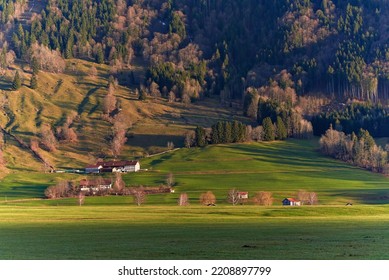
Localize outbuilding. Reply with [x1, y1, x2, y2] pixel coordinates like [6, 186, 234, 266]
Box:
[282, 198, 301, 206]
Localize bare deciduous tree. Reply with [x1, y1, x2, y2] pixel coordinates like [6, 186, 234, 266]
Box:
[113, 173, 125, 194]
[78, 192, 85, 206]
[227, 188, 241, 206]
[103, 85, 117, 115]
[166, 172, 175, 187]
[44, 181, 70, 199]
[168, 91, 175, 102]
[308, 192, 318, 205]
[297, 190, 309, 205]
[253, 191, 273, 206]
[30, 43, 65, 73]
[178, 193, 189, 206]
[40, 124, 58, 152]
[200, 191, 216, 205]
[133, 188, 146, 206]
[57, 113, 78, 143]
[89, 66, 97, 78]
[182, 93, 191, 106]
[184, 131, 195, 148]
[112, 129, 127, 157]
[252, 126, 263, 142]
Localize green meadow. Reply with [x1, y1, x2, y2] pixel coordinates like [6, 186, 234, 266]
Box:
[1, 205, 389, 259]
[1, 139, 389, 259]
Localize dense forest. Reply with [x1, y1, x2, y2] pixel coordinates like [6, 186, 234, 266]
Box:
[2, 0, 389, 143]
[1, 0, 389, 101]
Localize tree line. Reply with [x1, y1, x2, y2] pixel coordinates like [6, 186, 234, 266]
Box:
[319, 125, 388, 173]
[311, 102, 389, 137]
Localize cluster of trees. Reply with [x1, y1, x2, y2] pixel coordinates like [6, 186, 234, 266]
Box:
[192, 120, 246, 147]
[198, 189, 318, 206]
[312, 102, 389, 137]
[0, 0, 26, 24]
[243, 73, 314, 140]
[320, 126, 388, 173]
[190, 116, 310, 148]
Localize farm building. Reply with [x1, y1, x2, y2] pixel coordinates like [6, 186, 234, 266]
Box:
[237, 192, 249, 199]
[79, 179, 113, 193]
[282, 198, 301, 206]
[85, 160, 140, 173]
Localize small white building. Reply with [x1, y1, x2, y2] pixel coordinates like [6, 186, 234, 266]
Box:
[97, 160, 140, 173]
[282, 198, 301, 206]
[79, 179, 112, 193]
[237, 192, 249, 199]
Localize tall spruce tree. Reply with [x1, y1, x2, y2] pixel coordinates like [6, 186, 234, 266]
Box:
[262, 117, 275, 141]
[195, 126, 207, 147]
[275, 116, 287, 140]
[12, 71, 21, 90]
[31, 57, 39, 75]
[30, 74, 38, 89]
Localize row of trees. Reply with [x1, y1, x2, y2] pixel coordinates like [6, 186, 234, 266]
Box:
[174, 189, 319, 206]
[319, 126, 388, 173]
[189, 116, 312, 148]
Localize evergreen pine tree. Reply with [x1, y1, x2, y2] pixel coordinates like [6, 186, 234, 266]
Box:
[30, 74, 38, 89]
[12, 71, 21, 90]
[224, 121, 232, 143]
[263, 117, 275, 141]
[139, 88, 147, 100]
[65, 40, 73, 59]
[232, 120, 243, 143]
[96, 47, 104, 64]
[211, 123, 219, 144]
[195, 126, 207, 147]
[276, 116, 287, 140]
[31, 57, 39, 75]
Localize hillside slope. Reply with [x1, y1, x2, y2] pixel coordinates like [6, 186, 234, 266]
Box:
[0, 58, 245, 174]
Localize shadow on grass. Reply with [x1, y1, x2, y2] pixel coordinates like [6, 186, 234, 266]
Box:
[78, 87, 100, 115]
[126, 134, 184, 149]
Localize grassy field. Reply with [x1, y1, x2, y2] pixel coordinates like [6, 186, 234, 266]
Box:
[125, 139, 389, 205]
[0, 140, 389, 259]
[2, 139, 389, 205]
[0, 204, 389, 259]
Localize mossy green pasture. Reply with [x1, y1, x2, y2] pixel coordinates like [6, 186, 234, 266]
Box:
[0, 205, 389, 259]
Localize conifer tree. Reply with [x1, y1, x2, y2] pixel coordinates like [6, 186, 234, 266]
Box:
[139, 88, 147, 101]
[262, 117, 275, 141]
[276, 116, 287, 140]
[195, 126, 207, 147]
[12, 71, 21, 90]
[31, 57, 39, 75]
[96, 47, 104, 64]
[30, 74, 38, 89]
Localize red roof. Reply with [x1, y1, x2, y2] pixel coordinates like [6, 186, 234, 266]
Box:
[96, 160, 139, 168]
[286, 198, 299, 202]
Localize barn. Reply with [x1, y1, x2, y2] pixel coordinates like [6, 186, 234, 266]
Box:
[282, 198, 301, 206]
[85, 160, 140, 173]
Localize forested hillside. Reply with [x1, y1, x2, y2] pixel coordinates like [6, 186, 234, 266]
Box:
[2, 0, 389, 101]
[1, 0, 389, 171]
